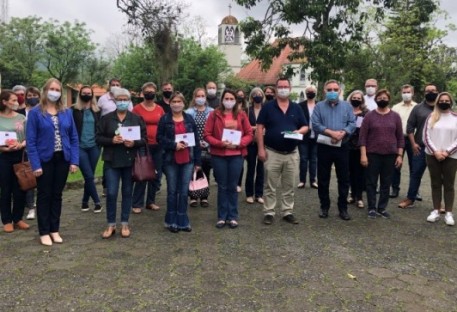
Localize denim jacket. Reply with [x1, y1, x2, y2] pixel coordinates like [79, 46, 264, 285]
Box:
[185, 105, 214, 119]
[157, 112, 202, 166]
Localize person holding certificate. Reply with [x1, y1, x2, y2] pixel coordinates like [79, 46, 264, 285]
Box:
[96, 88, 146, 239]
[26, 78, 79, 245]
[204, 89, 253, 229]
[0, 90, 29, 233]
[157, 92, 201, 233]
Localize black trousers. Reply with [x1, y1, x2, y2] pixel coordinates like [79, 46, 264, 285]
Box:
[36, 152, 70, 235]
[366, 153, 396, 211]
[0, 151, 26, 224]
[348, 148, 365, 201]
[317, 144, 350, 213]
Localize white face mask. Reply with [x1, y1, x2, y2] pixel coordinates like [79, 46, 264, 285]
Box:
[207, 88, 217, 96]
[402, 93, 412, 102]
[223, 100, 236, 110]
[365, 87, 376, 96]
[277, 88, 290, 98]
[195, 97, 206, 106]
[47, 90, 61, 102]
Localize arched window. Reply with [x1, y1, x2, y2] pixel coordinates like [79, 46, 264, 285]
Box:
[299, 91, 305, 102]
[300, 67, 307, 84]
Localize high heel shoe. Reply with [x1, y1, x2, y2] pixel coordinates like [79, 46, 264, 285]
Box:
[50, 232, 63, 243]
[40, 235, 52, 246]
[102, 226, 116, 239]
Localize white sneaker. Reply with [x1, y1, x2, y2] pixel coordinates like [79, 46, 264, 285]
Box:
[26, 208, 36, 220]
[246, 197, 254, 204]
[427, 210, 440, 223]
[445, 212, 455, 226]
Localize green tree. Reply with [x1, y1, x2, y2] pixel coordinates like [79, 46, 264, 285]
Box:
[79, 54, 112, 86]
[42, 21, 96, 85]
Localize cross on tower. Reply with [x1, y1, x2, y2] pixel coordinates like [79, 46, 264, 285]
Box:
[228, 3, 232, 15]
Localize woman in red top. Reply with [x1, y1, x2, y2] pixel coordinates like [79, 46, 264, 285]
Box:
[131, 82, 165, 213]
[204, 89, 253, 229]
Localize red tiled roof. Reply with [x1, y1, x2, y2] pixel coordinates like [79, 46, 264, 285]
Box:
[237, 44, 302, 85]
[67, 84, 107, 97]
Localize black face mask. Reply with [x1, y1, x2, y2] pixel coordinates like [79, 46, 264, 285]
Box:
[376, 100, 389, 108]
[306, 92, 316, 100]
[144, 92, 155, 101]
[26, 97, 39, 106]
[351, 99, 362, 107]
[80, 94, 93, 102]
[437, 102, 451, 111]
[253, 96, 263, 104]
[265, 94, 275, 101]
[425, 92, 438, 102]
[237, 96, 245, 103]
[163, 91, 173, 99]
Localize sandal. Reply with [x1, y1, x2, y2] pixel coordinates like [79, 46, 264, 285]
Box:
[215, 220, 226, 229]
[228, 220, 238, 229]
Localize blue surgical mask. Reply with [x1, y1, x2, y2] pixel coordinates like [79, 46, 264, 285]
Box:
[116, 101, 130, 111]
[326, 91, 339, 102]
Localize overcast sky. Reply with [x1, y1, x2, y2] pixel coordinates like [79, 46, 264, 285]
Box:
[8, 0, 457, 50]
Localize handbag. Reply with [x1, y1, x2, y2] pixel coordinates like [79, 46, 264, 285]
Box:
[13, 151, 37, 191]
[188, 169, 209, 199]
[132, 147, 156, 182]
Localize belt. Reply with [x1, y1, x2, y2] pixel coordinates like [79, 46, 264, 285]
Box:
[266, 147, 296, 155]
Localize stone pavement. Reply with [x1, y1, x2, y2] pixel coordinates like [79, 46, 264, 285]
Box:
[1, 166, 457, 312]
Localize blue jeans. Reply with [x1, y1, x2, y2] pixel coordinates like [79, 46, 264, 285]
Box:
[163, 162, 193, 230]
[391, 138, 413, 191]
[79, 146, 101, 205]
[132, 145, 163, 208]
[298, 138, 317, 183]
[105, 163, 133, 226]
[245, 144, 264, 198]
[212, 155, 244, 221]
[407, 146, 427, 201]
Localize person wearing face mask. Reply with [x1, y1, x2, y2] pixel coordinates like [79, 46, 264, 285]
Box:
[363, 78, 378, 111]
[297, 85, 319, 190]
[245, 87, 265, 204]
[26, 78, 79, 246]
[157, 92, 201, 232]
[97, 78, 132, 117]
[12, 85, 27, 110]
[311, 79, 356, 221]
[264, 86, 276, 103]
[0, 90, 29, 233]
[423, 92, 457, 226]
[185, 87, 214, 208]
[204, 89, 253, 229]
[156, 82, 174, 114]
[398, 83, 439, 209]
[390, 84, 418, 199]
[96, 88, 146, 239]
[346, 90, 369, 209]
[235, 89, 248, 193]
[257, 78, 308, 225]
[131, 82, 165, 214]
[359, 89, 404, 219]
[17, 86, 41, 220]
[206, 81, 220, 109]
[71, 86, 102, 214]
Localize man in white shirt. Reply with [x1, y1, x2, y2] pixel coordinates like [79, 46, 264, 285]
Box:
[97, 78, 133, 116]
[363, 79, 378, 111]
[390, 84, 417, 198]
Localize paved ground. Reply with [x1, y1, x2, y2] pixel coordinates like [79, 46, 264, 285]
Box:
[1, 163, 457, 312]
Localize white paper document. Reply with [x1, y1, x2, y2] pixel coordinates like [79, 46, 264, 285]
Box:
[175, 133, 196, 147]
[222, 129, 242, 145]
[356, 116, 364, 128]
[317, 134, 342, 147]
[0, 131, 18, 146]
[119, 126, 141, 141]
[283, 132, 303, 140]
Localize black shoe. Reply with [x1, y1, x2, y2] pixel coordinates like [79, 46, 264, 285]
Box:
[389, 188, 399, 198]
[81, 203, 89, 212]
[416, 193, 422, 201]
[200, 200, 209, 207]
[319, 210, 329, 218]
[167, 226, 179, 233]
[283, 214, 299, 224]
[263, 215, 274, 225]
[368, 209, 377, 219]
[180, 227, 192, 232]
[377, 209, 391, 219]
[94, 204, 102, 213]
[339, 211, 351, 221]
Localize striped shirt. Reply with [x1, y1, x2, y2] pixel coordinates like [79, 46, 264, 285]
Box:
[423, 112, 457, 159]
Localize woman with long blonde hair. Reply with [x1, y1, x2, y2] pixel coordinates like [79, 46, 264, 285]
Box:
[424, 92, 457, 226]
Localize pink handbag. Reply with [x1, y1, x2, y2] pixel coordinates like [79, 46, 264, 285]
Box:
[188, 170, 209, 198]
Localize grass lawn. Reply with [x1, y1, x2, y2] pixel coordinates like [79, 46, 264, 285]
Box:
[66, 160, 104, 183]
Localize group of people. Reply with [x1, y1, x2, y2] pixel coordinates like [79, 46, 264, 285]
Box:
[1, 76, 456, 246]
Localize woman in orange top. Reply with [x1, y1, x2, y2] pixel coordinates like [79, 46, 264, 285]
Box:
[131, 82, 165, 213]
